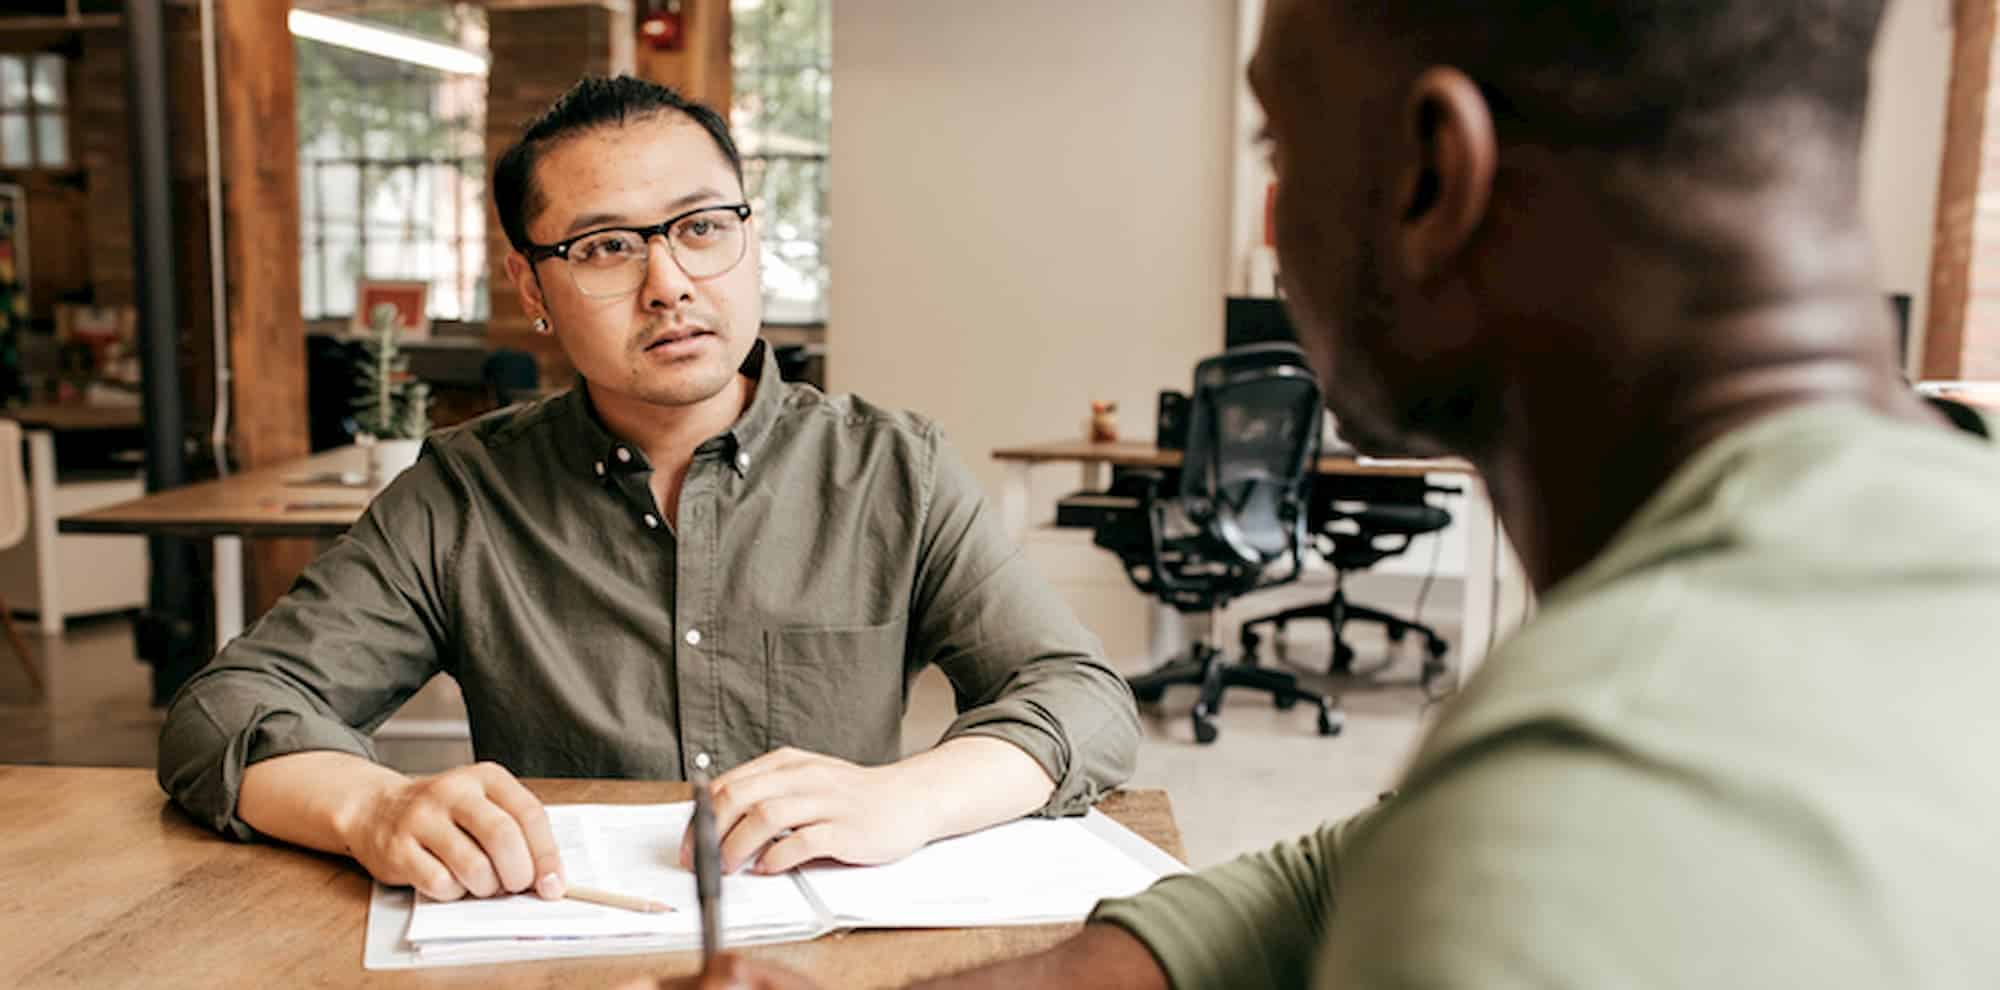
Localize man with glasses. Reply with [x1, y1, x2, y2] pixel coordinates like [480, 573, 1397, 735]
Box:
[157, 76, 1138, 907]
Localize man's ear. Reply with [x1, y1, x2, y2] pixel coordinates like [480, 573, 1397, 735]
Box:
[1392, 67, 1497, 285]
[504, 250, 547, 321]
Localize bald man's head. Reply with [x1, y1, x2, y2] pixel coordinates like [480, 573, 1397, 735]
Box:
[1248, 1, 1891, 457]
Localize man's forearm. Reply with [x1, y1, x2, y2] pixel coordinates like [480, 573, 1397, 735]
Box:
[237, 750, 407, 856]
[892, 736, 1056, 841]
[912, 923, 1170, 990]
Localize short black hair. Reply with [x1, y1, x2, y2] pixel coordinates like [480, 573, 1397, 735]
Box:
[1355, 1, 1887, 173]
[492, 75, 742, 252]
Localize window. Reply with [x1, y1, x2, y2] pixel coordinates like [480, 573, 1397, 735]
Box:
[733, 0, 830, 325]
[0, 54, 68, 170]
[295, 7, 487, 323]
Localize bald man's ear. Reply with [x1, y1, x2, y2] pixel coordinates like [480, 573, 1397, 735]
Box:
[1393, 67, 1497, 285]
[504, 250, 548, 323]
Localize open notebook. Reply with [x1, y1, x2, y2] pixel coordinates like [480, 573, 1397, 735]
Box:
[364, 801, 1186, 969]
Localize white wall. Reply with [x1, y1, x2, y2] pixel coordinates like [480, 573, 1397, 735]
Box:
[830, 0, 1237, 663]
[829, 0, 1236, 499]
[1863, 0, 1954, 373]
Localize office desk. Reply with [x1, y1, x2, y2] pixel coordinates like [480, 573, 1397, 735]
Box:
[4, 403, 148, 633]
[991, 439, 1503, 676]
[61, 443, 369, 542]
[62, 444, 370, 643]
[0, 765, 1184, 989]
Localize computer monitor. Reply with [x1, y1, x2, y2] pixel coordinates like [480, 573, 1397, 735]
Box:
[1225, 296, 1296, 349]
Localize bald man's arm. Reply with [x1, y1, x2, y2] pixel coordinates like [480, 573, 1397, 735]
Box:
[909, 924, 1167, 990]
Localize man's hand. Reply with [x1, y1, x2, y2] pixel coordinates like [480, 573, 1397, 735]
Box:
[335, 761, 567, 902]
[616, 953, 821, 990]
[679, 747, 938, 875]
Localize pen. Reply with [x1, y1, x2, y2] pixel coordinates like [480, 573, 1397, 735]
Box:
[691, 770, 723, 963]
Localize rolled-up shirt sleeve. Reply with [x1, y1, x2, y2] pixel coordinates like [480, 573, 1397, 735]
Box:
[907, 427, 1140, 816]
[1088, 806, 1379, 989]
[157, 447, 463, 840]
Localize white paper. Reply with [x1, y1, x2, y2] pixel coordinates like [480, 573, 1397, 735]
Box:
[800, 811, 1169, 928]
[404, 804, 820, 944]
[366, 802, 1182, 970]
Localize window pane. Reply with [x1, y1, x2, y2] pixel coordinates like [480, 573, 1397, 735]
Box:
[30, 55, 64, 108]
[0, 114, 29, 168]
[0, 58, 25, 110]
[35, 113, 66, 168]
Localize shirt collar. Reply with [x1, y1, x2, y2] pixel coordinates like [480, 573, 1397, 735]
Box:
[565, 338, 788, 481]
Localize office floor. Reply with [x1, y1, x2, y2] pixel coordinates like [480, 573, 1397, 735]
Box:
[0, 614, 1442, 868]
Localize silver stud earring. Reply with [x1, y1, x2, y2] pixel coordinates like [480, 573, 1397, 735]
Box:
[533, 317, 551, 334]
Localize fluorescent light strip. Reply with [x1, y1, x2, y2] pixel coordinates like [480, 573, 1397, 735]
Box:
[287, 9, 489, 76]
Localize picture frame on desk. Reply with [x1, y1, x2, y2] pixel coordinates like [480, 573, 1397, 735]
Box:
[351, 279, 431, 339]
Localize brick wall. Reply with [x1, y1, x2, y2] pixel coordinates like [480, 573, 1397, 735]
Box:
[484, 3, 631, 382]
[1927, 0, 2000, 379]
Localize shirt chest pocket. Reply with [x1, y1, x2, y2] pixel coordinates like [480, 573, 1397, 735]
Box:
[764, 621, 910, 766]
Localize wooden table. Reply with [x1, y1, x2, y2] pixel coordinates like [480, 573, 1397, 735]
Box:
[61, 443, 371, 542]
[60, 444, 372, 647]
[8, 402, 145, 433]
[0, 766, 1184, 989]
[992, 439, 1504, 677]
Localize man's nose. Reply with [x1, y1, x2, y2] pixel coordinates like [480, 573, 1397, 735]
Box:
[639, 234, 695, 307]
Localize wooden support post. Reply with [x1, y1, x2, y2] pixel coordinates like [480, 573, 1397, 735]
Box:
[218, 0, 314, 613]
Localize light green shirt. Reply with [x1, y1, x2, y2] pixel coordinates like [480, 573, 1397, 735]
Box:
[1094, 402, 2000, 988]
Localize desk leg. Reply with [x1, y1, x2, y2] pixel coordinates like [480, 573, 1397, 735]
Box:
[213, 536, 245, 646]
[1000, 462, 1032, 545]
[1459, 479, 1500, 683]
[27, 430, 62, 636]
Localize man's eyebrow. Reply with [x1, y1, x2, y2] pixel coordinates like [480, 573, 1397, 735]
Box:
[559, 186, 731, 238]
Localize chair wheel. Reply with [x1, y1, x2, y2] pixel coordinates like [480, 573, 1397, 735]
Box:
[1317, 706, 1343, 737]
[1274, 693, 1298, 710]
[1133, 684, 1165, 705]
[1426, 637, 1450, 659]
[1192, 712, 1219, 744]
[1386, 625, 1406, 643]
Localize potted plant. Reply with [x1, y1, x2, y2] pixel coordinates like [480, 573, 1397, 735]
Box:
[352, 302, 432, 484]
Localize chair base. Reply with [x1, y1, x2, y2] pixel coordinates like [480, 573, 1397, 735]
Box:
[1240, 583, 1451, 686]
[1127, 641, 1342, 745]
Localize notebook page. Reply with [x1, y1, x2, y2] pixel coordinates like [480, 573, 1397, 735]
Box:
[404, 803, 821, 943]
[798, 810, 1166, 928]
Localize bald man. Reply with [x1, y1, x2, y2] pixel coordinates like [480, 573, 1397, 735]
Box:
[655, 2, 2000, 987]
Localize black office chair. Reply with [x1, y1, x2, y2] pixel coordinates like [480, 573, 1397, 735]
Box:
[481, 349, 541, 408]
[1097, 343, 1341, 744]
[1239, 475, 1458, 685]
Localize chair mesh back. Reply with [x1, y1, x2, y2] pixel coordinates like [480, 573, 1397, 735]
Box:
[1180, 343, 1322, 562]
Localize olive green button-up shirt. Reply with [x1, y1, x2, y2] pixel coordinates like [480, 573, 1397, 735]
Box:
[1092, 402, 2000, 989]
[159, 342, 1138, 840]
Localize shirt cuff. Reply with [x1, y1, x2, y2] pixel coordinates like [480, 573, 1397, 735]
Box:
[159, 698, 378, 842]
[1090, 874, 1267, 990]
[940, 706, 1102, 817]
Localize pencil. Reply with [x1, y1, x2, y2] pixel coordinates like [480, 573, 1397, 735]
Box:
[565, 884, 673, 914]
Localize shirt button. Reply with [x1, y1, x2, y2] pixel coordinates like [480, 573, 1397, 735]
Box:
[693, 752, 712, 771]
[735, 451, 750, 471]
[643, 513, 660, 529]
[594, 460, 605, 477]
[685, 628, 702, 646]
[616, 447, 633, 463]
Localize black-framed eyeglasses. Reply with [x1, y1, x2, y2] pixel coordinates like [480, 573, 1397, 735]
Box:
[523, 202, 754, 298]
